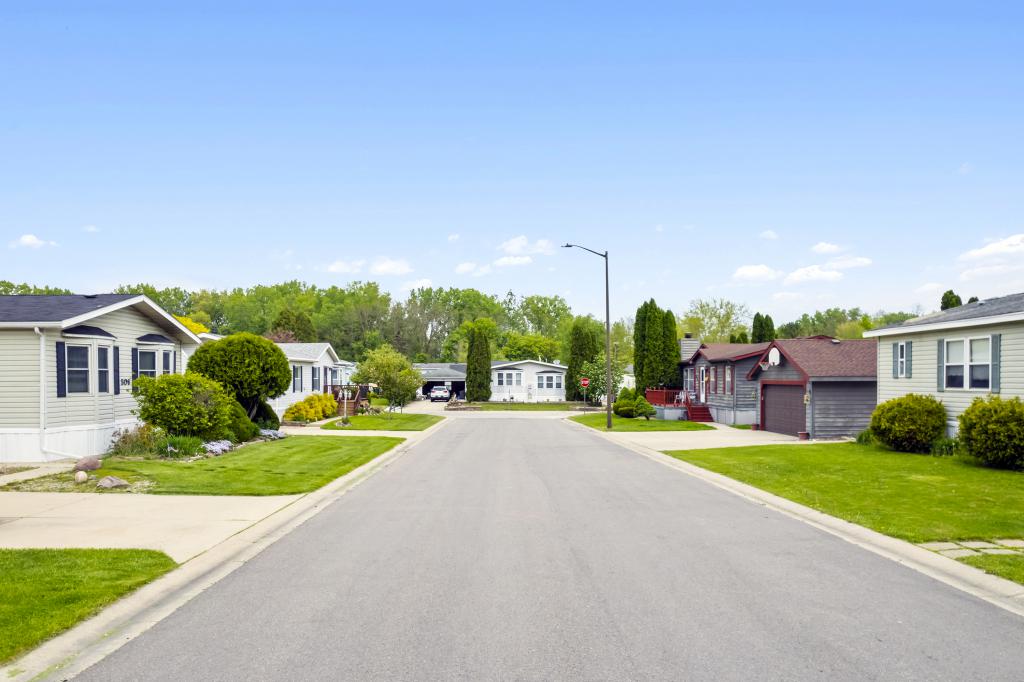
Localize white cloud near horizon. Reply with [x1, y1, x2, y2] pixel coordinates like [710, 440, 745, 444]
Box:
[759, 229, 779, 240]
[784, 264, 844, 285]
[827, 255, 872, 270]
[958, 234, 1024, 261]
[326, 259, 365, 274]
[811, 241, 842, 254]
[957, 234, 1024, 283]
[732, 264, 783, 282]
[401, 278, 432, 290]
[455, 262, 477, 274]
[499, 235, 555, 256]
[914, 282, 944, 294]
[370, 257, 413, 276]
[494, 255, 533, 267]
[8, 234, 57, 249]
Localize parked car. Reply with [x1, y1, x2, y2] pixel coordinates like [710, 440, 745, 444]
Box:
[429, 386, 451, 402]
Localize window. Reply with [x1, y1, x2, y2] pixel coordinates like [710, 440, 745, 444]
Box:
[138, 350, 158, 378]
[331, 368, 338, 385]
[710, 367, 717, 394]
[725, 366, 732, 394]
[162, 350, 172, 375]
[312, 366, 320, 391]
[292, 365, 302, 392]
[497, 373, 504, 386]
[67, 345, 90, 393]
[897, 342, 906, 378]
[97, 347, 110, 393]
[515, 373, 522, 386]
[945, 338, 991, 390]
[555, 375, 562, 389]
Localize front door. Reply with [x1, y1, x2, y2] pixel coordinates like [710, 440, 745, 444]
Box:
[698, 366, 707, 403]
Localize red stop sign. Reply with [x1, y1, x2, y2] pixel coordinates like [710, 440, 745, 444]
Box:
[580, 378, 590, 387]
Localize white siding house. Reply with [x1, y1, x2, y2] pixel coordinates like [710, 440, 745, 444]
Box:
[270, 343, 345, 417]
[0, 295, 200, 462]
[864, 292, 1024, 434]
[490, 360, 566, 402]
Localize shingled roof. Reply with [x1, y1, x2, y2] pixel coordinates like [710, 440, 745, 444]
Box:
[0, 294, 137, 323]
[866, 291, 1024, 336]
[768, 338, 876, 378]
[694, 342, 771, 363]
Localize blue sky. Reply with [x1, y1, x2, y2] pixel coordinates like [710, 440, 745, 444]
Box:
[2, 2, 1022, 322]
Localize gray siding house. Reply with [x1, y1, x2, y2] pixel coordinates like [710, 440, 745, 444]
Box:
[682, 343, 770, 425]
[748, 337, 877, 438]
[863, 292, 1024, 434]
[0, 294, 201, 462]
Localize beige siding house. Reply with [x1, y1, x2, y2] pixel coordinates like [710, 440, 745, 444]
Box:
[0, 294, 201, 462]
[864, 292, 1024, 433]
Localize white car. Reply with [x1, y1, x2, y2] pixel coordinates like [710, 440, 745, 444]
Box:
[429, 386, 451, 402]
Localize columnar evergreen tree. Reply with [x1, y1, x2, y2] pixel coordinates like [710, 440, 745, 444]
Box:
[762, 314, 776, 341]
[465, 324, 492, 402]
[751, 312, 764, 343]
[566, 316, 601, 401]
[660, 309, 681, 386]
[632, 300, 650, 390]
[641, 302, 665, 389]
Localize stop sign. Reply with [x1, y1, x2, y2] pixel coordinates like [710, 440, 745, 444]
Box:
[580, 377, 590, 387]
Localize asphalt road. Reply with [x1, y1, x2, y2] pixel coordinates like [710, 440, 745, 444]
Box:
[78, 418, 1024, 681]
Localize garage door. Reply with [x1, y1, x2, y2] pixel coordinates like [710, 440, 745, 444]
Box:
[763, 384, 806, 436]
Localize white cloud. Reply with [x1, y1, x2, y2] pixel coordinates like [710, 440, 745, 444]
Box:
[772, 291, 803, 301]
[473, 264, 492, 276]
[83, 225, 100, 233]
[494, 255, 533, 267]
[960, 263, 1024, 282]
[959, 234, 1024, 261]
[784, 264, 843, 285]
[455, 261, 477, 274]
[401, 278, 432, 291]
[326, 259, 365, 274]
[447, 233, 460, 242]
[811, 241, 842, 254]
[959, 162, 974, 176]
[8, 234, 57, 249]
[370, 257, 413, 276]
[499, 235, 555, 256]
[827, 255, 872, 270]
[732, 264, 783, 282]
[914, 282, 944, 294]
[760, 229, 779, 240]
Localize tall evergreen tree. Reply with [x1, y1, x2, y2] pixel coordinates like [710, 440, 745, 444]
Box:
[660, 309, 681, 386]
[641, 301, 666, 389]
[762, 314, 776, 341]
[633, 300, 650, 390]
[751, 312, 764, 343]
[465, 324, 492, 402]
[566, 317, 601, 401]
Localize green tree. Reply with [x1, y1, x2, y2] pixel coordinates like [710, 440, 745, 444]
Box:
[633, 301, 651, 391]
[680, 298, 750, 343]
[271, 309, 316, 343]
[465, 322, 493, 402]
[502, 332, 560, 362]
[579, 352, 625, 404]
[351, 344, 422, 411]
[114, 283, 193, 316]
[940, 290, 963, 311]
[566, 316, 601, 401]
[660, 309, 681, 386]
[751, 312, 764, 343]
[762, 314, 776, 341]
[132, 372, 234, 440]
[187, 333, 291, 418]
[967, 296, 979, 304]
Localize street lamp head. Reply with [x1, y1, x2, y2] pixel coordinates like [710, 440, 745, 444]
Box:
[562, 243, 573, 248]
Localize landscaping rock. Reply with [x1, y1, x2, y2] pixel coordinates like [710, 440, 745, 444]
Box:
[74, 470, 89, 484]
[96, 475, 129, 489]
[74, 456, 102, 472]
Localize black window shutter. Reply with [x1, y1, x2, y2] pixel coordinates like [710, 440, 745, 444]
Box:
[992, 334, 1001, 394]
[173, 351, 177, 374]
[906, 341, 912, 378]
[131, 347, 139, 380]
[936, 339, 945, 392]
[56, 341, 67, 398]
[113, 346, 121, 395]
[892, 343, 899, 379]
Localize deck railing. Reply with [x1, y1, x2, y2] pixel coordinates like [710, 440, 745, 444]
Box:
[645, 388, 687, 407]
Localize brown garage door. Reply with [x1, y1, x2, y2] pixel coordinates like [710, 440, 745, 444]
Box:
[763, 384, 806, 436]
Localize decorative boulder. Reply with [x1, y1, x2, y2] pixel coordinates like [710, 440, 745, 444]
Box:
[74, 456, 102, 472]
[74, 470, 88, 484]
[96, 475, 129, 489]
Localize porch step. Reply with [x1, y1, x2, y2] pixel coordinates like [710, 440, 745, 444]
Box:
[687, 406, 714, 422]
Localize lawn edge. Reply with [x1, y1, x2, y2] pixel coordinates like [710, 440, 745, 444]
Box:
[0, 418, 452, 682]
[564, 418, 1024, 620]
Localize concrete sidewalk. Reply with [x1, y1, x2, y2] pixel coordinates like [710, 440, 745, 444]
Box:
[0, 492, 300, 562]
[591, 421, 807, 451]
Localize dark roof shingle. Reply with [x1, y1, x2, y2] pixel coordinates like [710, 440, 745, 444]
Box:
[879, 291, 1024, 330]
[696, 342, 771, 362]
[0, 294, 137, 323]
[773, 338, 876, 377]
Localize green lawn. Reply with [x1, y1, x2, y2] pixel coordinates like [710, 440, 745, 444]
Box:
[571, 413, 715, 432]
[0, 549, 176, 664]
[666, 443, 1024, 543]
[471, 402, 588, 411]
[3, 436, 403, 496]
[962, 554, 1024, 585]
[729, 424, 753, 430]
[368, 396, 389, 407]
[322, 413, 443, 431]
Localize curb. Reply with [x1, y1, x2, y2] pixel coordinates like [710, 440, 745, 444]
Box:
[563, 417, 1024, 619]
[1, 420, 452, 681]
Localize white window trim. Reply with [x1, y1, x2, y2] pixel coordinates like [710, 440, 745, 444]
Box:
[66, 343, 91, 394]
[944, 336, 992, 391]
[97, 345, 112, 394]
[897, 342, 906, 378]
[138, 349, 159, 379]
[725, 365, 732, 394]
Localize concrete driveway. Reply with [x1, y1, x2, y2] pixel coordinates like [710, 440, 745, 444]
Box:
[77, 417, 1024, 681]
[590, 421, 804, 452]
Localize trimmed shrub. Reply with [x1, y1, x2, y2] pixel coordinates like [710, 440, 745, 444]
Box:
[187, 333, 291, 418]
[958, 396, 1024, 470]
[869, 394, 946, 454]
[616, 387, 636, 403]
[133, 372, 233, 440]
[634, 396, 656, 420]
[227, 400, 261, 443]
[253, 400, 280, 430]
[283, 393, 338, 423]
[156, 435, 204, 459]
[613, 398, 636, 418]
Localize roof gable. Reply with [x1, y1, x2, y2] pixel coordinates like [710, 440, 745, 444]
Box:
[749, 338, 877, 379]
[275, 343, 340, 363]
[692, 342, 771, 363]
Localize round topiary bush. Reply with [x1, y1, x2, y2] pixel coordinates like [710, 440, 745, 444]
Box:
[869, 394, 947, 453]
[133, 372, 234, 441]
[958, 396, 1024, 469]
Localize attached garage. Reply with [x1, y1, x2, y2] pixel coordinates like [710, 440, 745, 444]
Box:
[749, 338, 878, 439]
[762, 384, 806, 436]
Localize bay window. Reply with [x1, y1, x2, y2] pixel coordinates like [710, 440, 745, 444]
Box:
[138, 350, 158, 378]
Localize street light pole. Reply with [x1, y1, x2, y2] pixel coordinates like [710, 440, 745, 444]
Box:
[563, 243, 613, 430]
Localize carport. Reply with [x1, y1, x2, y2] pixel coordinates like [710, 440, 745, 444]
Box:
[413, 363, 467, 400]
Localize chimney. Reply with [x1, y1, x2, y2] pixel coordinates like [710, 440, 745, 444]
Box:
[684, 332, 693, 339]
